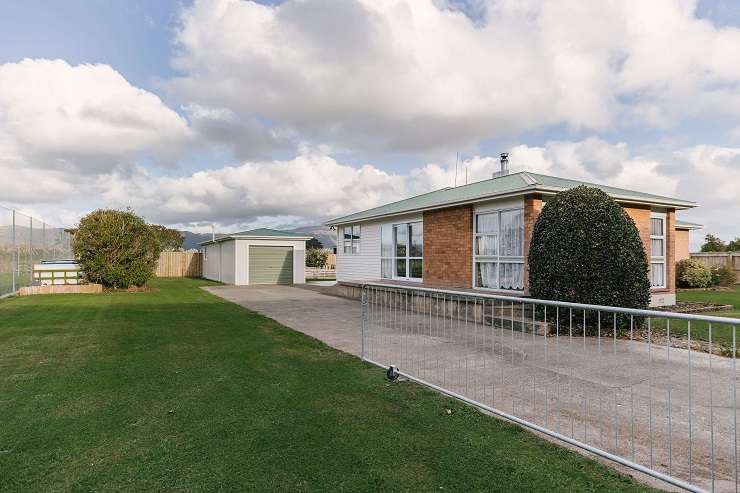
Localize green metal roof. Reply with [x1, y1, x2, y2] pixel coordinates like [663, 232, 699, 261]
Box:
[675, 220, 703, 230]
[199, 228, 312, 246]
[327, 171, 697, 225]
[231, 228, 309, 237]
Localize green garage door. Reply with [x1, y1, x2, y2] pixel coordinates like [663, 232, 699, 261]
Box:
[249, 246, 294, 285]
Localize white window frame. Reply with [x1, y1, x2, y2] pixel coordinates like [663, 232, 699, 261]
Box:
[341, 224, 361, 254]
[381, 221, 423, 282]
[650, 211, 667, 289]
[472, 207, 525, 292]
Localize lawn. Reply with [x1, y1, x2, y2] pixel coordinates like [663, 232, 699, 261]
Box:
[659, 286, 740, 347]
[0, 278, 654, 492]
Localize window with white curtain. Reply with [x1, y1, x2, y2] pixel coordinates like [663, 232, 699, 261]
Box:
[474, 208, 524, 290]
[342, 225, 361, 254]
[650, 212, 666, 288]
[381, 221, 423, 280]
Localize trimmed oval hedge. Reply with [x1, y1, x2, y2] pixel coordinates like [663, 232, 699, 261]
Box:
[72, 209, 161, 288]
[528, 186, 651, 311]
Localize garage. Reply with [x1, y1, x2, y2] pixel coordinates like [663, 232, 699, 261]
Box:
[249, 246, 293, 285]
[200, 228, 311, 286]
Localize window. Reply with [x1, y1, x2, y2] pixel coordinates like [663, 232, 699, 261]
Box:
[342, 225, 361, 254]
[381, 221, 423, 280]
[381, 224, 393, 278]
[474, 208, 524, 290]
[650, 212, 666, 288]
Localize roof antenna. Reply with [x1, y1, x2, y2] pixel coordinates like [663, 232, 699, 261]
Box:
[454, 152, 459, 187]
[465, 165, 468, 185]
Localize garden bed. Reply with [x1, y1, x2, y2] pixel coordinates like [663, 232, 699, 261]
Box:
[653, 300, 734, 314]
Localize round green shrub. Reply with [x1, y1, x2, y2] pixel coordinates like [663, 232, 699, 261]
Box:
[72, 209, 161, 288]
[528, 186, 651, 313]
[676, 259, 712, 288]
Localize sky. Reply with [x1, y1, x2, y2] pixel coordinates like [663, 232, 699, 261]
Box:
[1, 0, 740, 249]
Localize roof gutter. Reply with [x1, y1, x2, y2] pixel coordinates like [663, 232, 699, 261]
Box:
[535, 188, 697, 210]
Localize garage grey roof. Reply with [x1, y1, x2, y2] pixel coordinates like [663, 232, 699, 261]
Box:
[327, 171, 697, 225]
[675, 220, 703, 230]
[199, 228, 313, 246]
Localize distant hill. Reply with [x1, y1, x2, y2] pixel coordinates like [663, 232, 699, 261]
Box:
[181, 231, 225, 250]
[179, 225, 336, 251]
[286, 225, 336, 249]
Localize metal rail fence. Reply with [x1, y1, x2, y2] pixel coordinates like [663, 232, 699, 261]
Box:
[0, 205, 73, 297]
[361, 282, 740, 493]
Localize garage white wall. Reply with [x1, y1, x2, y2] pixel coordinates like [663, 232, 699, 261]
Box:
[220, 240, 236, 284]
[202, 242, 222, 282]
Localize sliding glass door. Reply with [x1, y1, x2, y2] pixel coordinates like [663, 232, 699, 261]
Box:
[381, 221, 423, 281]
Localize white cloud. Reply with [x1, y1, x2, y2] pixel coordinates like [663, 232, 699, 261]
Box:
[170, 0, 740, 152]
[0, 58, 191, 173]
[5, 135, 737, 254]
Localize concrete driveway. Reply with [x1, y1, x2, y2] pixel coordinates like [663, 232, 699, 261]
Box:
[203, 283, 737, 491]
[203, 284, 362, 356]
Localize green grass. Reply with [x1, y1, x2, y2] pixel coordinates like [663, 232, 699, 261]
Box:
[656, 286, 740, 347]
[0, 278, 654, 492]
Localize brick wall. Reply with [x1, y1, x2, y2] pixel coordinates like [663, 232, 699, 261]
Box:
[624, 205, 675, 295]
[523, 195, 543, 293]
[666, 210, 676, 293]
[423, 205, 473, 288]
[675, 229, 690, 262]
[624, 206, 652, 254]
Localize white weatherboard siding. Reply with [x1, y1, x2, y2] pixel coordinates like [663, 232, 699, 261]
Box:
[336, 213, 422, 282]
[473, 196, 524, 214]
[337, 222, 381, 281]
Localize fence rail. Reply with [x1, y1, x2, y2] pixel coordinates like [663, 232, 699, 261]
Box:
[361, 282, 740, 493]
[0, 205, 72, 297]
[690, 252, 740, 284]
[154, 251, 202, 277]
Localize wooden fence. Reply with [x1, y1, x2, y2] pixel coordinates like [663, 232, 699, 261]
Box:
[325, 253, 336, 269]
[689, 252, 740, 284]
[306, 267, 336, 280]
[155, 251, 202, 278]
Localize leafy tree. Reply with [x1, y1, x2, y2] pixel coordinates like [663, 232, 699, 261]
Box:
[728, 237, 740, 252]
[528, 186, 650, 333]
[305, 248, 329, 268]
[72, 209, 161, 288]
[306, 237, 323, 249]
[150, 225, 185, 251]
[701, 234, 727, 252]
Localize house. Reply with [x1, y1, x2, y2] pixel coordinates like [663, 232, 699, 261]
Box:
[200, 228, 312, 285]
[327, 157, 698, 307]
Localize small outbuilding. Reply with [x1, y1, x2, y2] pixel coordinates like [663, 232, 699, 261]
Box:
[200, 228, 312, 285]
